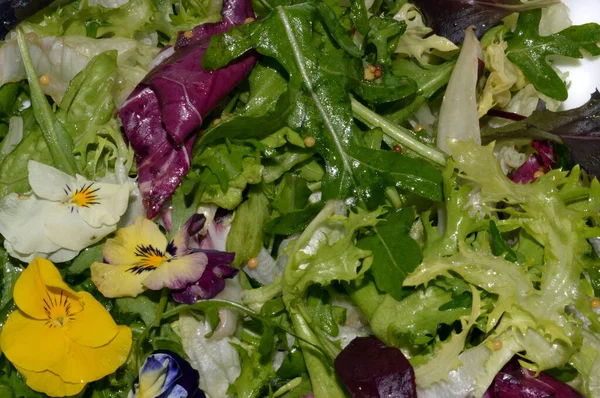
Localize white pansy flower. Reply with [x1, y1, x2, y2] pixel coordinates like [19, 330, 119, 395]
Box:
[0, 160, 132, 262]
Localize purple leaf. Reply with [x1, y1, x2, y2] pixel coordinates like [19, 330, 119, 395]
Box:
[509, 140, 556, 183]
[411, 0, 555, 44]
[334, 336, 416, 398]
[490, 359, 584, 398]
[118, 0, 258, 219]
[483, 91, 600, 178]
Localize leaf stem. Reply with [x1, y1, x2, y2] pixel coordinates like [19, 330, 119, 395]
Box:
[16, 29, 79, 175]
[350, 97, 447, 166]
[134, 288, 170, 369]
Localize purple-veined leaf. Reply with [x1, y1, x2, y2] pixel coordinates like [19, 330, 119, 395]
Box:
[118, 0, 258, 218]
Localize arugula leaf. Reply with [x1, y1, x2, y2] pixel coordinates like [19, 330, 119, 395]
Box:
[203, 4, 443, 206]
[506, 9, 600, 101]
[16, 29, 79, 176]
[358, 208, 422, 301]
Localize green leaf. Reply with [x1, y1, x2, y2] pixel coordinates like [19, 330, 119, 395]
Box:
[276, 347, 308, 379]
[226, 186, 271, 266]
[57, 51, 118, 173]
[314, 2, 362, 58]
[115, 295, 158, 327]
[349, 0, 370, 36]
[16, 29, 79, 176]
[265, 203, 325, 236]
[366, 16, 406, 66]
[489, 221, 517, 263]
[203, 3, 443, 206]
[229, 343, 276, 398]
[506, 10, 600, 101]
[306, 286, 338, 337]
[358, 208, 422, 301]
[66, 244, 103, 275]
[0, 249, 21, 312]
[272, 173, 312, 214]
[0, 126, 52, 200]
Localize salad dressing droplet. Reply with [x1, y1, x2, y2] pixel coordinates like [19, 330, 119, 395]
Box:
[304, 136, 316, 148]
[39, 75, 50, 85]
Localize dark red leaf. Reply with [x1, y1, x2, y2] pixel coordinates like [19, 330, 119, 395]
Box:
[118, 0, 258, 218]
[334, 336, 416, 398]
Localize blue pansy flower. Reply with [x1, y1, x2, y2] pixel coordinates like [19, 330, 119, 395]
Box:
[129, 350, 206, 398]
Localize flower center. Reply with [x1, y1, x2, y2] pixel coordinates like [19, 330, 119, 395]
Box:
[43, 290, 75, 328]
[65, 183, 100, 208]
[128, 244, 170, 274]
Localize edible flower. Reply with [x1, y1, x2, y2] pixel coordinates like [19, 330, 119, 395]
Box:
[129, 350, 206, 398]
[91, 215, 237, 301]
[0, 258, 132, 397]
[0, 160, 131, 263]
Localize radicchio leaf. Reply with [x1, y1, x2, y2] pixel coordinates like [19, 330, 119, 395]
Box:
[509, 140, 556, 183]
[486, 359, 584, 397]
[411, 0, 559, 44]
[334, 336, 417, 398]
[118, 0, 258, 219]
[483, 91, 600, 178]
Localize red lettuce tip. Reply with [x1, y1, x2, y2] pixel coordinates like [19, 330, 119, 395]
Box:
[410, 0, 551, 44]
[118, 0, 258, 219]
[334, 336, 417, 398]
[509, 140, 556, 183]
[486, 358, 584, 397]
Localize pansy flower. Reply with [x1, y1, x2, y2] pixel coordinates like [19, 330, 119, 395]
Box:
[91, 215, 237, 301]
[0, 160, 131, 262]
[0, 258, 132, 397]
[129, 350, 206, 398]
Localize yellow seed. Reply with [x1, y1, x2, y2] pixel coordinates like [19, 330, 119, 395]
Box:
[492, 339, 503, 351]
[363, 67, 375, 81]
[591, 298, 600, 309]
[39, 75, 51, 85]
[183, 30, 194, 38]
[413, 124, 424, 133]
[247, 257, 259, 269]
[368, 65, 376, 72]
[533, 170, 545, 179]
[213, 118, 221, 126]
[304, 136, 316, 148]
[244, 17, 255, 24]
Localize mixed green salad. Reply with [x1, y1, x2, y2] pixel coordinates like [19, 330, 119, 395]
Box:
[1, 0, 600, 396]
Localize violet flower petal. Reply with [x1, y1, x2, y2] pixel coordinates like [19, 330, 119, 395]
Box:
[130, 350, 206, 398]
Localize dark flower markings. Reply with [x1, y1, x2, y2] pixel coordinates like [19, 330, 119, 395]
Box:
[66, 182, 101, 213]
[128, 244, 169, 274]
[43, 290, 75, 328]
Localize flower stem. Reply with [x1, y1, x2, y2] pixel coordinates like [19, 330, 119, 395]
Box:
[134, 288, 170, 369]
[350, 96, 447, 166]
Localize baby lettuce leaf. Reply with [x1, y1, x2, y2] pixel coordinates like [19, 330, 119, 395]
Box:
[358, 208, 422, 301]
[411, 0, 559, 44]
[506, 9, 600, 101]
[481, 91, 600, 177]
[118, 0, 257, 218]
[203, 3, 442, 207]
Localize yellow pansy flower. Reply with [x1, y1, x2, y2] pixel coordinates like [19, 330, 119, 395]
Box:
[0, 258, 132, 397]
[91, 216, 209, 298]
